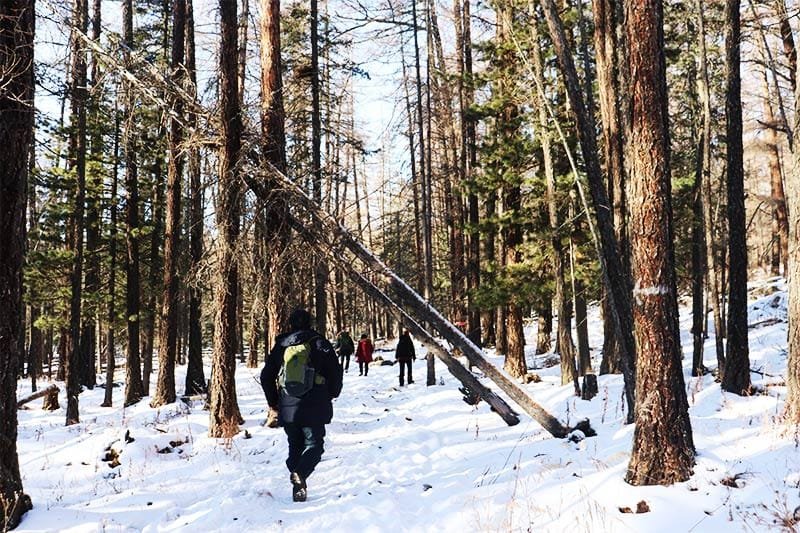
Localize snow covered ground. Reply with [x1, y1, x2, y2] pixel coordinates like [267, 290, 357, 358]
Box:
[14, 278, 799, 532]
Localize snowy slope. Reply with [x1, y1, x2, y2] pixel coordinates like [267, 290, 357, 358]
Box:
[14, 279, 799, 532]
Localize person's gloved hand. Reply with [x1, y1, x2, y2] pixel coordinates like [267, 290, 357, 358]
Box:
[266, 407, 279, 428]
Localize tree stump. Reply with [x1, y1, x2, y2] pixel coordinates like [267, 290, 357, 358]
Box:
[42, 387, 60, 411]
[581, 374, 598, 400]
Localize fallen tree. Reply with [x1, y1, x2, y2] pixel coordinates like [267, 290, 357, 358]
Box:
[289, 217, 520, 426]
[245, 166, 594, 439]
[17, 384, 59, 409]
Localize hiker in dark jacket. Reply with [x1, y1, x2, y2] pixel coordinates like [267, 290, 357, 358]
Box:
[261, 308, 343, 502]
[355, 333, 374, 376]
[334, 330, 355, 373]
[395, 329, 416, 386]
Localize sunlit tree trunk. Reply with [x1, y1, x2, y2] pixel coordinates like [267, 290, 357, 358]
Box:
[624, 0, 694, 485]
[152, 0, 186, 407]
[209, 0, 245, 438]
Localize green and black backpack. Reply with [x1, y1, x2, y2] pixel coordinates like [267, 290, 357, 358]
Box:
[279, 339, 326, 397]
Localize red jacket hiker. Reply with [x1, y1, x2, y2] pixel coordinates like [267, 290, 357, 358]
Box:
[355, 335, 374, 376]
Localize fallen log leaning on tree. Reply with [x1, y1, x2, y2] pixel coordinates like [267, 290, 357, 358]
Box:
[288, 217, 520, 426]
[17, 384, 59, 409]
[244, 167, 593, 439]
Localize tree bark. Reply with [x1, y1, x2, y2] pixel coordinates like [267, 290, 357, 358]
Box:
[695, 0, 725, 377]
[184, 0, 206, 396]
[0, 0, 35, 525]
[593, 0, 627, 377]
[209, 0, 244, 438]
[102, 109, 120, 407]
[152, 0, 186, 408]
[65, 0, 89, 426]
[535, 300, 552, 355]
[623, 0, 694, 485]
[123, 0, 144, 406]
[722, 0, 751, 396]
[785, 23, 800, 424]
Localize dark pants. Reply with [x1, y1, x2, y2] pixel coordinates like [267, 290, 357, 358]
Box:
[358, 361, 369, 375]
[339, 353, 350, 371]
[398, 359, 413, 385]
[284, 424, 326, 480]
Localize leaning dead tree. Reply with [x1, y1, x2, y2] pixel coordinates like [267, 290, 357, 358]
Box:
[246, 166, 594, 439]
[289, 218, 520, 426]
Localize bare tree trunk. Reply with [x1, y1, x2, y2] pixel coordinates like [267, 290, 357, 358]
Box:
[691, 135, 706, 377]
[535, 300, 552, 355]
[310, 0, 328, 335]
[776, 0, 796, 94]
[624, 0, 694, 485]
[785, 24, 800, 424]
[593, 0, 627, 377]
[102, 110, 120, 407]
[722, 0, 751, 396]
[260, 0, 290, 351]
[123, 0, 144, 406]
[695, 0, 725, 377]
[142, 154, 165, 397]
[152, 0, 186, 408]
[65, 0, 89, 425]
[184, 0, 206, 396]
[209, 0, 244, 438]
[0, 0, 35, 524]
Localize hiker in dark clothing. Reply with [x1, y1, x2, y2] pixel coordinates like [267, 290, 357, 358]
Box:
[395, 329, 416, 386]
[261, 308, 343, 502]
[334, 330, 355, 373]
[355, 333, 374, 376]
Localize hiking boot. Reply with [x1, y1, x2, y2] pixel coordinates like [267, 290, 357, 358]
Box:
[290, 472, 307, 502]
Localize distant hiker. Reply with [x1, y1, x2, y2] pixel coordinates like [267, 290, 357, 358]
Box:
[395, 329, 416, 386]
[334, 330, 355, 373]
[355, 333, 374, 376]
[261, 308, 343, 502]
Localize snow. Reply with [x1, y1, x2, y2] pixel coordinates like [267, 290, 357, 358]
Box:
[14, 279, 800, 532]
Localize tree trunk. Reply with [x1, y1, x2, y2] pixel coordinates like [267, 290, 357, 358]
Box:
[310, 0, 328, 336]
[260, 0, 290, 351]
[695, 0, 725, 377]
[142, 155, 165, 397]
[102, 110, 120, 407]
[65, 0, 89, 426]
[184, 0, 206, 396]
[209, 0, 244, 438]
[691, 135, 706, 377]
[721, 0, 751, 396]
[593, 0, 627, 377]
[152, 0, 186, 408]
[0, 1, 35, 525]
[535, 300, 552, 355]
[123, 0, 144, 406]
[624, 0, 694, 485]
[785, 26, 800, 424]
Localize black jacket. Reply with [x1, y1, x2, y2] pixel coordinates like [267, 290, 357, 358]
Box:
[261, 329, 344, 426]
[395, 333, 416, 361]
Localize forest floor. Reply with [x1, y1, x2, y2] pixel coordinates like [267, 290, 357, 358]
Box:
[14, 277, 798, 532]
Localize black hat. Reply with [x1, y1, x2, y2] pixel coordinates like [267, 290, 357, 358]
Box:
[289, 308, 312, 331]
